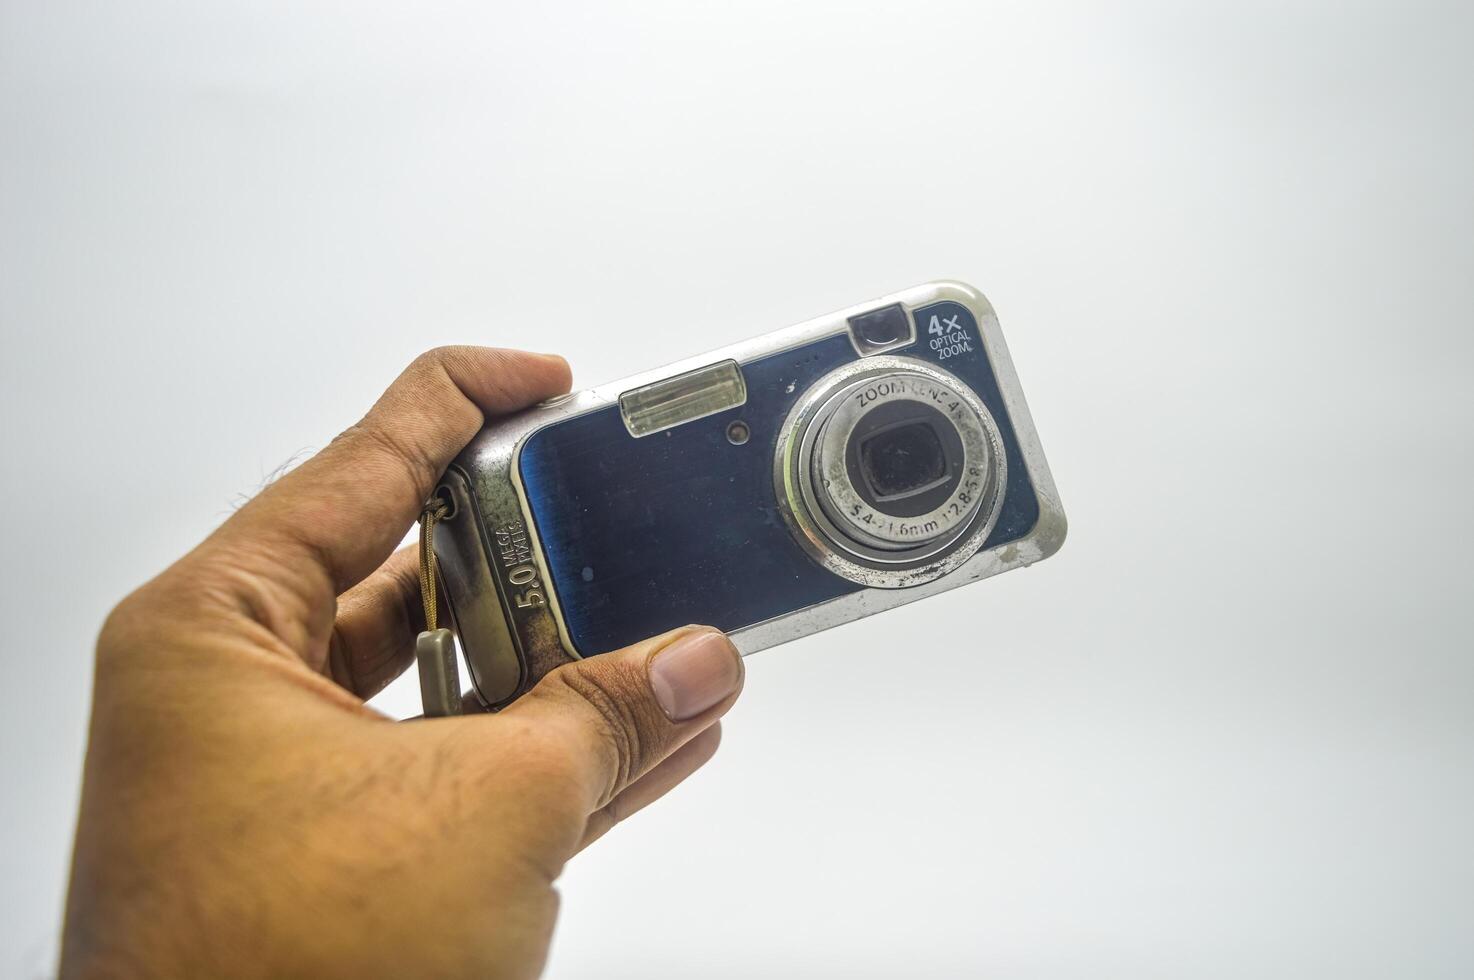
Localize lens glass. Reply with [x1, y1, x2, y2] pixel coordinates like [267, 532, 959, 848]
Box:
[860, 421, 947, 500]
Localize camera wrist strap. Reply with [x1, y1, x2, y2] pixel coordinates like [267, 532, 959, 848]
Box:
[415, 497, 462, 717]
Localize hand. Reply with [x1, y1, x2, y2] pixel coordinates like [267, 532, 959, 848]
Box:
[61, 347, 745, 979]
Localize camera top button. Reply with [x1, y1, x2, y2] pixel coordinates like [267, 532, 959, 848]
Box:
[847, 304, 914, 355]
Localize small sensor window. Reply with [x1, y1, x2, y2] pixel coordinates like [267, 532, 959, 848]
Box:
[847, 304, 914, 355]
[859, 421, 948, 501]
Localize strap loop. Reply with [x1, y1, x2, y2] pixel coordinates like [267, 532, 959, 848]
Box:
[418, 496, 449, 632]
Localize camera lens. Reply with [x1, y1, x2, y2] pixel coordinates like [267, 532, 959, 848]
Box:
[842, 399, 965, 520]
[859, 421, 946, 500]
[775, 356, 1008, 587]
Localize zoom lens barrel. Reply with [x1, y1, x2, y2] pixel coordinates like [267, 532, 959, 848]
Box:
[774, 356, 1007, 588]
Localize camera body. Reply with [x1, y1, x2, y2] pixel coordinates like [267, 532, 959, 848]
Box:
[430, 281, 1066, 710]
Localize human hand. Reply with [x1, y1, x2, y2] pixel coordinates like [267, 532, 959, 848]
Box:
[61, 347, 745, 978]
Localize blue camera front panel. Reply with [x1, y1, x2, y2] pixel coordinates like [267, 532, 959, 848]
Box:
[518, 302, 1040, 656]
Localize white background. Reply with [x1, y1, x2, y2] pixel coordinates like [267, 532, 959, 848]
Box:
[3, 2, 1472, 977]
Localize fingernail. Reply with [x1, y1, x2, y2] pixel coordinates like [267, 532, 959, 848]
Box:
[648, 631, 742, 722]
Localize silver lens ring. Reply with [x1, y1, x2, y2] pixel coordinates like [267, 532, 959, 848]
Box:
[809, 372, 993, 550]
[774, 355, 1007, 589]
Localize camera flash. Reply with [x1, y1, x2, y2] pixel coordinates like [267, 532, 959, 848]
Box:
[619, 360, 748, 438]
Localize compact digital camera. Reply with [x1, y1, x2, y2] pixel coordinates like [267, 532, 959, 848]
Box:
[424, 281, 1066, 713]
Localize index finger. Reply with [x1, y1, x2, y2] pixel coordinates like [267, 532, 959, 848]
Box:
[212, 346, 569, 624]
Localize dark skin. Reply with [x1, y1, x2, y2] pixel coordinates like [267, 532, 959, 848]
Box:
[61, 347, 745, 978]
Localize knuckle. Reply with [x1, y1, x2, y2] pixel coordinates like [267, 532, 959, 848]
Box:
[408, 346, 473, 384]
[546, 665, 657, 792]
[561, 670, 642, 785]
[93, 564, 231, 664]
[96, 588, 150, 656]
[349, 420, 438, 498]
[409, 346, 452, 372]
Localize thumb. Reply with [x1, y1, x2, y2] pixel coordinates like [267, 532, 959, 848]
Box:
[502, 626, 744, 810]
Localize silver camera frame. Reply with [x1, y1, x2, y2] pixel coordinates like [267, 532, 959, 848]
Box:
[431, 280, 1067, 711]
